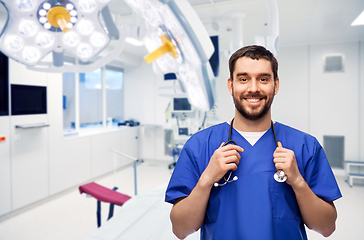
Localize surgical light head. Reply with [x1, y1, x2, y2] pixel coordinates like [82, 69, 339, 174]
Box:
[124, 0, 216, 111]
[0, 0, 113, 67]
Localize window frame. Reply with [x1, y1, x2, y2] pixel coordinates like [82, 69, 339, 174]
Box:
[62, 59, 124, 137]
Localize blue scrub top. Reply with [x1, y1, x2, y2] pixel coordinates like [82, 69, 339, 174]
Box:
[165, 122, 342, 240]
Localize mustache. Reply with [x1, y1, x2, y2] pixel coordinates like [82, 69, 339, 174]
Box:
[238, 93, 267, 100]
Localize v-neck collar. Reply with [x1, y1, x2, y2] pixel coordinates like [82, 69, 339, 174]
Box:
[225, 121, 279, 150]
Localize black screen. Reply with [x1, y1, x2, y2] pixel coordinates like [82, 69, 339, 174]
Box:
[11, 84, 47, 115]
[0, 52, 9, 116]
[164, 73, 177, 80]
[173, 98, 191, 111]
[209, 36, 219, 77]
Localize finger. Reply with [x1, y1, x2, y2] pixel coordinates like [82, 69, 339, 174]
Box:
[273, 152, 287, 159]
[222, 144, 244, 152]
[277, 141, 283, 148]
[273, 157, 285, 164]
[224, 162, 239, 171]
[224, 149, 242, 158]
[274, 163, 285, 171]
[224, 154, 241, 164]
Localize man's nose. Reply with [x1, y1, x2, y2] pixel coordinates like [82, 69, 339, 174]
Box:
[248, 79, 259, 92]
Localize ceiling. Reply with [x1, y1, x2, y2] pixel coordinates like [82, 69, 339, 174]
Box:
[108, 0, 364, 54]
[0, 0, 363, 58]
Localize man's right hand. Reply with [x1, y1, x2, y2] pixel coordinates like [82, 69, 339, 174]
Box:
[200, 142, 244, 188]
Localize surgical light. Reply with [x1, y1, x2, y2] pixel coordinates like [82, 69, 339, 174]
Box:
[15, 0, 36, 11]
[77, 19, 94, 35]
[4, 35, 24, 51]
[63, 31, 80, 47]
[124, 0, 216, 111]
[19, 20, 38, 37]
[78, 0, 96, 13]
[0, 0, 114, 68]
[90, 32, 107, 47]
[36, 32, 55, 48]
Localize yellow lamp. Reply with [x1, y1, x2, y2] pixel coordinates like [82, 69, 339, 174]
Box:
[144, 34, 178, 64]
[47, 6, 71, 33]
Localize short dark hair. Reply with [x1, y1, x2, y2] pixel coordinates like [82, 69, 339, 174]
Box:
[229, 45, 278, 81]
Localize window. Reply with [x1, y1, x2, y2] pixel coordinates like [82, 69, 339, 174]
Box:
[106, 66, 124, 123]
[80, 68, 103, 128]
[62, 62, 124, 134]
[63, 60, 76, 131]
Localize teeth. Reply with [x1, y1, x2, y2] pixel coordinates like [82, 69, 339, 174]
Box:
[247, 98, 260, 103]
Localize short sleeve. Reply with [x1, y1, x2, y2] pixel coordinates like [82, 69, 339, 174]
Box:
[165, 142, 201, 204]
[303, 139, 342, 202]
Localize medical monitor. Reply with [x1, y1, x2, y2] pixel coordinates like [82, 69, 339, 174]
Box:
[172, 98, 192, 112]
[11, 84, 47, 115]
[164, 73, 177, 80]
[209, 36, 219, 77]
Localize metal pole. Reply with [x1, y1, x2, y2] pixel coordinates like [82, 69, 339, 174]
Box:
[133, 160, 137, 195]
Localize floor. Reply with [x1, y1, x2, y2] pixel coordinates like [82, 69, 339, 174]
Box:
[0, 161, 363, 240]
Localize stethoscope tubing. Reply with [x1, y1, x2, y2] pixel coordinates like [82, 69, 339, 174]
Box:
[214, 118, 287, 187]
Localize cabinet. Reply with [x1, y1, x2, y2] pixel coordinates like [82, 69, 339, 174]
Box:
[11, 115, 49, 210]
[0, 117, 11, 216]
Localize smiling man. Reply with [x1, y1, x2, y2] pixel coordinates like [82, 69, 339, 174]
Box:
[165, 45, 342, 240]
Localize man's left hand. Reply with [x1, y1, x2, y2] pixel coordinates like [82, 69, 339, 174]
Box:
[273, 142, 303, 186]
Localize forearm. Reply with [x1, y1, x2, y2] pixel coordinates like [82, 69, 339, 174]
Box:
[292, 178, 337, 237]
[170, 177, 213, 239]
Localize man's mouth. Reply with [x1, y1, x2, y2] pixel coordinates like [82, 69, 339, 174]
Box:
[245, 98, 261, 103]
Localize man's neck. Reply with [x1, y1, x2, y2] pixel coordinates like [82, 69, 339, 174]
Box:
[233, 110, 272, 132]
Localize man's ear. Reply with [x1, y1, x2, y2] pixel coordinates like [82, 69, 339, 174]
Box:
[227, 77, 233, 96]
[274, 77, 279, 95]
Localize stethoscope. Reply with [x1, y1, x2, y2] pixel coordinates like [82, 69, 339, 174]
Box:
[214, 118, 287, 187]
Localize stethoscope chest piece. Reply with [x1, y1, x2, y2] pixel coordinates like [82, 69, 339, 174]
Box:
[274, 169, 287, 182]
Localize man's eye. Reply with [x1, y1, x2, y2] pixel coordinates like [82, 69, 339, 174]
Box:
[260, 78, 268, 82]
[240, 78, 247, 82]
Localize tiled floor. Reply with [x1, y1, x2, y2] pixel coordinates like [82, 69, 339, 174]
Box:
[0, 161, 363, 240]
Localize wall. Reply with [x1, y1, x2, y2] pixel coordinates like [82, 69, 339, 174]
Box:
[0, 59, 139, 217]
[273, 45, 310, 132]
[274, 42, 362, 162]
[124, 62, 174, 161]
[360, 41, 364, 162]
[214, 51, 235, 123]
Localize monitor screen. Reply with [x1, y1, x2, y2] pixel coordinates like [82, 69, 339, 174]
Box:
[209, 36, 219, 77]
[11, 84, 47, 115]
[164, 73, 177, 80]
[0, 52, 8, 116]
[173, 98, 192, 111]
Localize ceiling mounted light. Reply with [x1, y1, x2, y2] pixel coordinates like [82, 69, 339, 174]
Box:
[0, 0, 120, 71]
[351, 10, 364, 26]
[124, 0, 216, 111]
[15, 0, 36, 11]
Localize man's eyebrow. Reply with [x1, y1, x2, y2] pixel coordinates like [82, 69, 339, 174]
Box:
[235, 72, 248, 77]
[258, 73, 272, 77]
[235, 72, 272, 77]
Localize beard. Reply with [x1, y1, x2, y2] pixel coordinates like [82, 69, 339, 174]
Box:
[232, 86, 275, 121]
